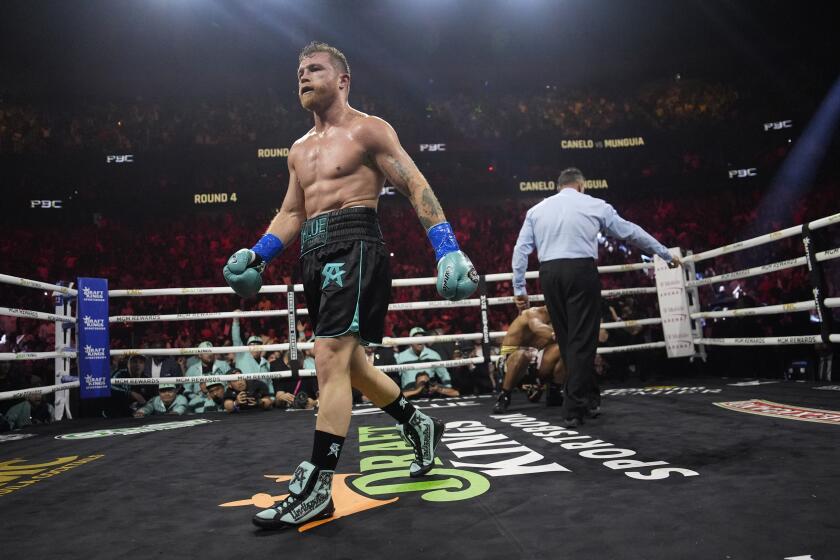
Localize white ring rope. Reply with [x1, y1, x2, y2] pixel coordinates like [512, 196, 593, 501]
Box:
[686, 247, 840, 288]
[0, 306, 75, 323]
[0, 350, 76, 361]
[0, 273, 77, 296]
[694, 335, 824, 346]
[691, 300, 815, 320]
[110, 309, 307, 323]
[684, 212, 840, 264]
[108, 285, 303, 298]
[597, 341, 667, 354]
[825, 298, 840, 309]
[0, 380, 80, 401]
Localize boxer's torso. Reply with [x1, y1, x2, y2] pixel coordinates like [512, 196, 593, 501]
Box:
[503, 307, 554, 349]
[290, 109, 386, 219]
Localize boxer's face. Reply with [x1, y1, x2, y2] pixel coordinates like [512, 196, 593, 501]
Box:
[298, 52, 347, 111]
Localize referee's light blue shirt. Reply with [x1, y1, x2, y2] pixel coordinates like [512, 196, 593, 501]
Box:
[512, 188, 673, 295]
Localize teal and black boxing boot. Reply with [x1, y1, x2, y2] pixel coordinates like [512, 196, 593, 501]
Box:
[397, 410, 446, 478]
[252, 461, 335, 529]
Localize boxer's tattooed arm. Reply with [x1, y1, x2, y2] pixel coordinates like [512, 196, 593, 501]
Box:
[384, 155, 446, 230]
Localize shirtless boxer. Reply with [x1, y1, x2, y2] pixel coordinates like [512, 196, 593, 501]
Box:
[493, 306, 566, 414]
[222, 42, 478, 529]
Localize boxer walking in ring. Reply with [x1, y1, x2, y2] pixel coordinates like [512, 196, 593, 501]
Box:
[223, 42, 478, 529]
[512, 168, 679, 427]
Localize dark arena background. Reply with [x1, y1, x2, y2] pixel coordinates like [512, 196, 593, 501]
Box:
[1, 1, 839, 559]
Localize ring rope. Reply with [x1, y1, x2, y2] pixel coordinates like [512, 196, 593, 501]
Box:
[690, 300, 815, 320]
[694, 335, 826, 346]
[0, 273, 77, 296]
[0, 306, 75, 323]
[684, 212, 840, 264]
[686, 247, 839, 288]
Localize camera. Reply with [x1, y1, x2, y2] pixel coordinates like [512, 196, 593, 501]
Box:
[293, 391, 310, 409]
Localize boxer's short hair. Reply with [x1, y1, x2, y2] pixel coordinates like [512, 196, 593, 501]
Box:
[558, 167, 585, 187]
[299, 41, 351, 76]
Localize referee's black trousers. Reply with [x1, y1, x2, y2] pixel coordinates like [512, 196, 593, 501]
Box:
[539, 258, 601, 420]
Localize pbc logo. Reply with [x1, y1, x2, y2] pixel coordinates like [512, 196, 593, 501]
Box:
[763, 120, 792, 131]
[31, 200, 63, 209]
[419, 143, 446, 152]
[106, 154, 134, 163]
[728, 168, 757, 179]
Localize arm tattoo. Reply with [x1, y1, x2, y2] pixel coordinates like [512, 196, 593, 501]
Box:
[386, 155, 446, 229]
[386, 156, 412, 197]
[417, 186, 446, 230]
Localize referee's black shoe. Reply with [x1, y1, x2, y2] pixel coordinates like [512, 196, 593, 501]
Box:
[493, 391, 512, 413]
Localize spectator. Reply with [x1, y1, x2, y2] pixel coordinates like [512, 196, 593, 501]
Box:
[188, 380, 227, 414]
[269, 350, 318, 409]
[4, 392, 53, 430]
[223, 369, 273, 412]
[112, 355, 155, 412]
[396, 327, 459, 399]
[184, 341, 231, 400]
[134, 383, 188, 417]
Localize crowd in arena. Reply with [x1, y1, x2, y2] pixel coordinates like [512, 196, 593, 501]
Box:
[2, 177, 837, 427]
[0, 78, 740, 153]
[1, 75, 837, 428]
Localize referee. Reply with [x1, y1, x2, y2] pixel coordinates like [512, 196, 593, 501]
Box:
[512, 168, 680, 426]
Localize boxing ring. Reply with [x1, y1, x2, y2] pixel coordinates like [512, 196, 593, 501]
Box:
[1, 212, 839, 559]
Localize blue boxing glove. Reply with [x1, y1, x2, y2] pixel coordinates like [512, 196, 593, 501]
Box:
[223, 233, 284, 298]
[427, 222, 479, 301]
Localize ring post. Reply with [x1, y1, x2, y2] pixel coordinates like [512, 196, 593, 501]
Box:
[683, 251, 707, 363]
[286, 286, 300, 381]
[478, 275, 491, 367]
[53, 280, 75, 420]
[802, 223, 835, 345]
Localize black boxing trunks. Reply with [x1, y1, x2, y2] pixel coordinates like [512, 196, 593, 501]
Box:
[300, 207, 391, 344]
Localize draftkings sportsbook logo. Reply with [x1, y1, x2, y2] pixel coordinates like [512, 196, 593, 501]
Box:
[82, 315, 106, 330]
[0, 455, 104, 497]
[82, 286, 105, 302]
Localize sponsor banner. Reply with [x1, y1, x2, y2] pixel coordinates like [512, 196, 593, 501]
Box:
[56, 418, 215, 439]
[491, 413, 699, 480]
[256, 148, 289, 158]
[106, 154, 133, 163]
[714, 399, 840, 425]
[654, 249, 694, 358]
[560, 137, 645, 149]
[0, 433, 37, 443]
[419, 143, 446, 152]
[763, 119, 793, 131]
[602, 386, 722, 396]
[30, 199, 63, 209]
[76, 277, 111, 399]
[194, 192, 238, 204]
[0, 455, 104, 497]
[518, 179, 608, 192]
[729, 167, 757, 179]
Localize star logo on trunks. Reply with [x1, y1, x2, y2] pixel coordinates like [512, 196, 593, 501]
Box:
[322, 262, 347, 289]
[399, 397, 408, 409]
[328, 443, 341, 457]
